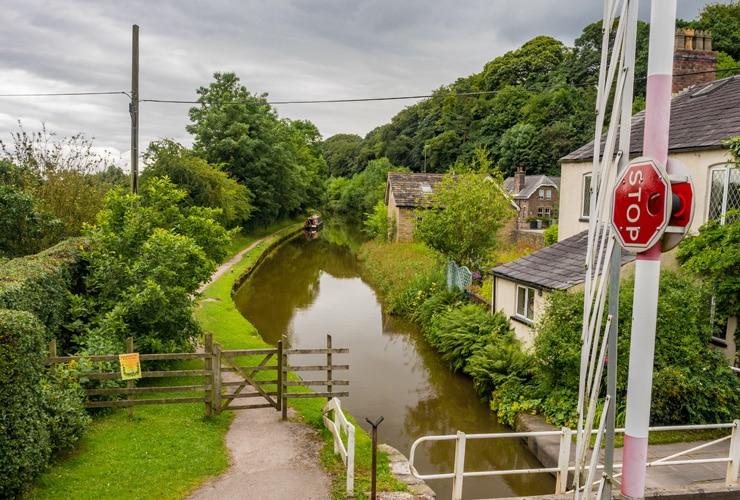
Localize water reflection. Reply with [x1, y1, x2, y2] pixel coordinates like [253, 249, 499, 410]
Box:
[233, 227, 554, 498]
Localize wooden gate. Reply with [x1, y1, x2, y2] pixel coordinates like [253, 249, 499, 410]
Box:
[45, 333, 349, 417]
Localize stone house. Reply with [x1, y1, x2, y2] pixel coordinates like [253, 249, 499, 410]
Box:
[384, 172, 446, 242]
[503, 167, 560, 229]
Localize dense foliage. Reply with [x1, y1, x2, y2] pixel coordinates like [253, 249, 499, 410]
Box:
[68, 178, 233, 355]
[508, 270, 740, 428]
[0, 124, 123, 240]
[141, 139, 253, 229]
[187, 72, 326, 230]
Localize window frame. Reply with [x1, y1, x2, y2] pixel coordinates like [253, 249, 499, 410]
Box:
[707, 164, 740, 225]
[581, 173, 593, 219]
[515, 284, 535, 322]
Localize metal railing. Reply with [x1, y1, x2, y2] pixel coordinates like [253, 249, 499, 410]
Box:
[408, 420, 740, 499]
[323, 397, 355, 497]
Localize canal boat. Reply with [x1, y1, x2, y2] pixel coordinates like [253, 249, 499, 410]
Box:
[304, 214, 323, 231]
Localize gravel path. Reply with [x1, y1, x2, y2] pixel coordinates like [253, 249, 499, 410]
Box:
[188, 235, 333, 500]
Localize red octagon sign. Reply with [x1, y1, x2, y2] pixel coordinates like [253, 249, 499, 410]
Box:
[611, 157, 671, 252]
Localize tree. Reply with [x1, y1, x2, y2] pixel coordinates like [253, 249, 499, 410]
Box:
[323, 134, 363, 177]
[414, 153, 514, 268]
[0, 185, 63, 259]
[141, 139, 252, 229]
[695, 1, 740, 61]
[71, 178, 233, 354]
[187, 72, 310, 228]
[0, 123, 120, 237]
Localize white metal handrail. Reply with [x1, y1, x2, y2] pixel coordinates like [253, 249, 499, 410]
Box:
[408, 421, 740, 500]
[322, 397, 355, 497]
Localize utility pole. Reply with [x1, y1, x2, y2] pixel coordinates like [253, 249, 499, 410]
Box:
[130, 24, 139, 194]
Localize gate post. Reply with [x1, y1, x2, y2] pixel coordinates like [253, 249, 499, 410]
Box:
[126, 337, 135, 417]
[204, 333, 212, 417]
[213, 343, 222, 415]
[279, 339, 287, 421]
[327, 334, 333, 400]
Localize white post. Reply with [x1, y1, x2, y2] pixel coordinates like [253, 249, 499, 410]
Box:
[452, 431, 466, 500]
[727, 420, 740, 483]
[621, 2, 676, 498]
[346, 423, 355, 497]
[556, 427, 573, 494]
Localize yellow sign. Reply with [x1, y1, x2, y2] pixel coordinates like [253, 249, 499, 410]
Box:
[119, 353, 141, 380]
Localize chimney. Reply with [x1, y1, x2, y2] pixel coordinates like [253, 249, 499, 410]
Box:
[513, 167, 525, 194]
[673, 28, 717, 94]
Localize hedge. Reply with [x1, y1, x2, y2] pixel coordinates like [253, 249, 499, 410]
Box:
[0, 237, 87, 346]
[0, 309, 51, 497]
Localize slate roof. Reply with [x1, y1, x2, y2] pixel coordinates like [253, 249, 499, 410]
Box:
[503, 175, 560, 199]
[562, 75, 740, 162]
[385, 172, 447, 207]
[491, 229, 636, 291]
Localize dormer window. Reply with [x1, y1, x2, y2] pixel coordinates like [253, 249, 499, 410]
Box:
[421, 184, 433, 194]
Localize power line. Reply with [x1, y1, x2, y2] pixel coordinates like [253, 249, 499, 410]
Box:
[0, 91, 129, 98]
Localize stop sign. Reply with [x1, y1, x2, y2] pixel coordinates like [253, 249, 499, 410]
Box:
[611, 157, 671, 252]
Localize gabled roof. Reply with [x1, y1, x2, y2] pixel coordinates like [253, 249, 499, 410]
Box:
[491, 230, 635, 291]
[385, 172, 446, 207]
[562, 75, 740, 162]
[503, 175, 560, 199]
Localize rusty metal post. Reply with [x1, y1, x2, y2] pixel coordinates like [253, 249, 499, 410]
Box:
[365, 416, 384, 500]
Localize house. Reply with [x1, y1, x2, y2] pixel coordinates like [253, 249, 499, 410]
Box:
[384, 172, 446, 242]
[492, 30, 740, 355]
[503, 167, 560, 229]
[491, 230, 636, 346]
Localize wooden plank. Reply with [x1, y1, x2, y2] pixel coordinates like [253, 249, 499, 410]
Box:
[226, 403, 276, 410]
[288, 364, 349, 371]
[85, 397, 205, 408]
[220, 392, 279, 400]
[86, 385, 210, 396]
[220, 348, 277, 357]
[284, 392, 349, 399]
[284, 348, 349, 355]
[45, 352, 208, 363]
[283, 380, 349, 387]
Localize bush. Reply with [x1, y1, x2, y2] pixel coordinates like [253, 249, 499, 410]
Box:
[0, 310, 52, 497]
[41, 362, 91, 452]
[528, 269, 740, 427]
[543, 224, 558, 246]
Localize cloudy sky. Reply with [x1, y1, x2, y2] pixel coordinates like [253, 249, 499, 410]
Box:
[0, 0, 713, 167]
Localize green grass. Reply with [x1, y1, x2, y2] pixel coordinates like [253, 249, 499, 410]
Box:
[26, 405, 232, 500]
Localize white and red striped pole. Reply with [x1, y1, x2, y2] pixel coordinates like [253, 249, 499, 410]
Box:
[621, 1, 676, 498]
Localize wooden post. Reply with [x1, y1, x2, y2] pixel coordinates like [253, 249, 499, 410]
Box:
[326, 334, 333, 401]
[280, 339, 287, 421]
[126, 336, 134, 418]
[49, 340, 57, 376]
[213, 343, 222, 415]
[204, 333, 213, 417]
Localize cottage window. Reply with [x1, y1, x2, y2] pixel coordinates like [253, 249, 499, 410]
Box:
[707, 164, 740, 224]
[545, 189, 552, 200]
[582, 174, 593, 218]
[538, 188, 545, 200]
[537, 207, 544, 217]
[516, 285, 535, 321]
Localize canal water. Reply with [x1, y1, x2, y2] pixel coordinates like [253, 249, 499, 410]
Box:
[233, 224, 554, 498]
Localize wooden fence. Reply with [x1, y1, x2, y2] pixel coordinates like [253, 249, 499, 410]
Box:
[45, 333, 349, 417]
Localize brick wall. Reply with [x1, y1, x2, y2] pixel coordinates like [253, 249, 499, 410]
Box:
[673, 29, 717, 94]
